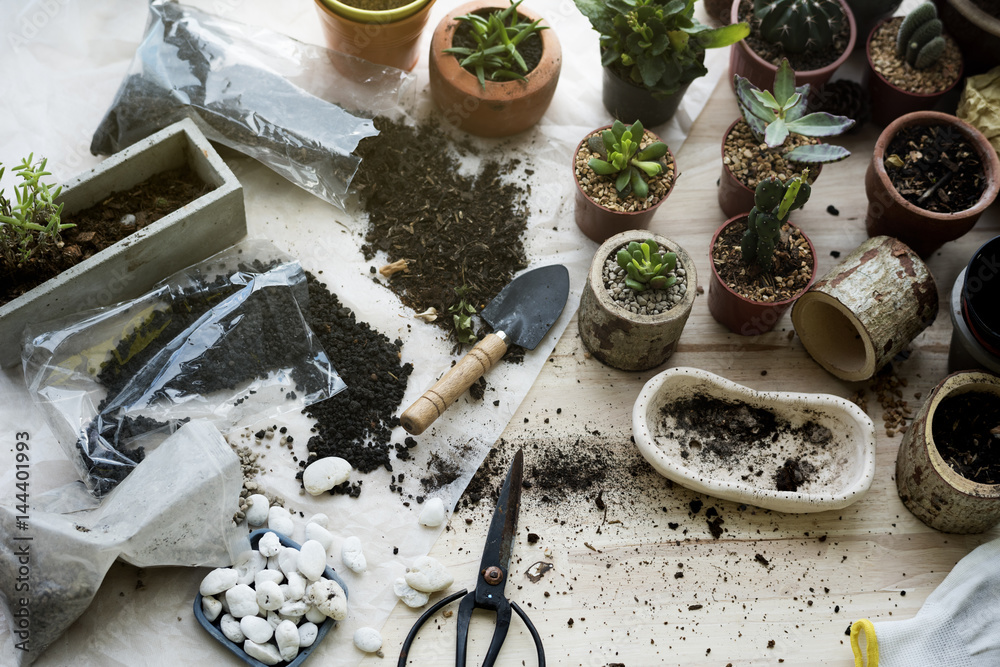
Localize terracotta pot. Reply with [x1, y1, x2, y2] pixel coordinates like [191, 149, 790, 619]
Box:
[428, 0, 561, 137]
[578, 231, 697, 371]
[729, 0, 856, 93]
[707, 214, 816, 336]
[844, 0, 902, 51]
[896, 371, 1000, 533]
[573, 126, 678, 243]
[864, 18, 965, 127]
[864, 111, 1000, 257]
[933, 0, 1000, 74]
[601, 65, 691, 128]
[313, 0, 435, 74]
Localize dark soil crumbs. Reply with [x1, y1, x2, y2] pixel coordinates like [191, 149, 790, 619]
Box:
[738, 0, 850, 72]
[0, 165, 211, 307]
[712, 217, 814, 302]
[885, 124, 988, 213]
[451, 10, 543, 79]
[932, 390, 1000, 484]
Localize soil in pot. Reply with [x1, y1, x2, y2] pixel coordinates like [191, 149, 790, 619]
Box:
[574, 129, 676, 214]
[932, 389, 1000, 485]
[884, 123, 988, 213]
[340, 0, 414, 9]
[0, 165, 212, 307]
[450, 8, 543, 78]
[869, 17, 962, 95]
[723, 119, 818, 191]
[736, 0, 851, 71]
[601, 243, 688, 317]
[712, 217, 814, 303]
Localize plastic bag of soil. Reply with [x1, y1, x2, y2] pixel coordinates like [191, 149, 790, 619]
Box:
[0, 420, 248, 666]
[23, 240, 346, 496]
[90, 0, 414, 210]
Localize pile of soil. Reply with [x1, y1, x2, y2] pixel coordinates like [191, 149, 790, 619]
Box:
[737, 0, 850, 71]
[712, 217, 814, 302]
[932, 390, 1000, 484]
[885, 124, 988, 213]
[0, 165, 210, 307]
[868, 18, 963, 94]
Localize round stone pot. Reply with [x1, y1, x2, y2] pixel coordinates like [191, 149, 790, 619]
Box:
[313, 0, 435, 73]
[896, 371, 1000, 533]
[949, 235, 1000, 373]
[578, 230, 697, 371]
[602, 65, 691, 128]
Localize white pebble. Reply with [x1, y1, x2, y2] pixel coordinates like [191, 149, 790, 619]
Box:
[244, 639, 282, 666]
[418, 497, 446, 527]
[307, 513, 329, 529]
[393, 578, 430, 608]
[341, 536, 367, 574]
[257, 531, 282, 558]
[240, 615, 274, 644]
[306, 579, 347, 620]
[201, 595, 222, 623]
[303, 457, 352, 495]
[225, 584, 259, 618]
[277, 547, 299, 578]
[353, 627, 383, 653]
[298, 622, 319, 647]
[267, 507, 294, 537]
[275, 620, 301, 662]
[200, 568, 238, 596]
[279, 599, 309, 617]
[267, 554, 281, 571]
[256, 580, 285, 611]
[235, 550, 267, 586]
[266, 610, 282, 629]
[283, 572, 307, 602]
[255, 569, 284, 588]
[305, 522, 334, 552]
[278, 610, 304, 625]
[404, 556, 454, 593]
[297, 540, 327, 581]
[304, 606, 327, 624]
[245, 494, 269, 526]
[220, 614, 244, 643]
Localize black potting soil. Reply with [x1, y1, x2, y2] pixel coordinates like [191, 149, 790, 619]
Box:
[885, 124, 987, 213]
[932, 390, 1000, 484]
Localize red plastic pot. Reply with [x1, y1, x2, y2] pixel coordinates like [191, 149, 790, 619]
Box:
[708, 214, 816, 336]
[864, 111, 1000, 257]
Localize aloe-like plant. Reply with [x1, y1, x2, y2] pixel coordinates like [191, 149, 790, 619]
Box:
[742, 170, 810, 272]
[0, 154, 72, 271]
[735, 58, 854, 164]
[443, 0, 548, 90]
[587, 119, 669, 200]
[616, 238, 677, 292]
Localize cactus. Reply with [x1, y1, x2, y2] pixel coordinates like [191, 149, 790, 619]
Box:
[587, 119, 669, 200]
[741, 171, 811, 272]
[616, 238, 677, 292]
[753, 0, 845, 54]
[896, 2, 945, 69]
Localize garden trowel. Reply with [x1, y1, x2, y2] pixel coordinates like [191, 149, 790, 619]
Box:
[400, 264, 570, 435]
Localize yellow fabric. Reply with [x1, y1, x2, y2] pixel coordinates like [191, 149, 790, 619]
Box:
[851, 619, 879, 667]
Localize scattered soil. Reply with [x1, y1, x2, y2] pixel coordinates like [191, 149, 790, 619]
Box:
[884, 124, 988, 213]
[723, 119, 818, 191]
[451, 9, 544, 79]
[932, 390, 1000, 485]
[712, 216, 814, 303]
[868, 18, 962, 94]
[738, 0, 850, 72]
[851, 354, 914, 438]
[574, 129, 675, 213]
[338, 0, 413, 10]
[0, 165, 211, 307]
[601, 242, 688, 316]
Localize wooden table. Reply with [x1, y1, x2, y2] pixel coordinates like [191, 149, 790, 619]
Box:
[367, 75, 1000, 666]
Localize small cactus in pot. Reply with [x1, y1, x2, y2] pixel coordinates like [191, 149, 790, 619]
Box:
[896, 2, 945, 69]
[742, 170, 810, 272]
[753, 0, 845, 54]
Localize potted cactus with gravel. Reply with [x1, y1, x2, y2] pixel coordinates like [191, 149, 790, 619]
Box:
[865, 1, 964, 126]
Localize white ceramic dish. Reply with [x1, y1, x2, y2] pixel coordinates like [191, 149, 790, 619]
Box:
[632, 367, 876, 513]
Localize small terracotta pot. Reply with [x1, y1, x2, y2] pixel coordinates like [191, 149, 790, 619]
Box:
[865, 18, 964, 127]
[578, 230, 697, 371]
[313, 0, 435, 73]
[428, 0, 561, 137]
[896, 371, 1000, 534]
[573, 126, 678, 244]
[729, 0, 856, 93]
[933, 0, 1000, 74]
[602, 65, 691, 128]
[707, 214, 816, 336]
[864, 111, 1000, 257]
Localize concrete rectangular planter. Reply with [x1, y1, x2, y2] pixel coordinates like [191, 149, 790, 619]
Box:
[0, 118, 246, 367]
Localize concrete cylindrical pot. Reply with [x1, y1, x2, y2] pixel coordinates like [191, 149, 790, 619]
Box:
[313, 0, 435, 73]
[896, 371, 1000, 533]
[949, 235, 1000, 374]
[602, 66, 691, 128]
[864, 111, 1000, 257]
[578, 230, 697, 371]
[428, 0, 561, 137]
[791, 236, 938, 382]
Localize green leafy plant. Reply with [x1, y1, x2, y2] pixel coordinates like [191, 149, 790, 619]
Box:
[753, 0, 845, 54]
[741, 170, 811, 272]
[0, 154, 71, 271]
[587, 119, 669, 199]
[448, 285, 478, 345]
[616, 238, 677, 292]
[443, 0, 548, 90]
[574, 0, 749, 97]
[896, 2, 945, 69]
[735, 58, 854, 163]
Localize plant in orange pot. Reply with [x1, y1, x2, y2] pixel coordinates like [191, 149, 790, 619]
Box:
[313, 0, 436, 74]
[428, 0, 561, 137]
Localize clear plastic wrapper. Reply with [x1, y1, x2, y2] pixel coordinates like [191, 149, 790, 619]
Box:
[23, 240, 346, 496]
[90, 0, 414, 209]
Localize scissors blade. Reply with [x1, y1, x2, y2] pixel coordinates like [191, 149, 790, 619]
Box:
[477, 449, 524, 590]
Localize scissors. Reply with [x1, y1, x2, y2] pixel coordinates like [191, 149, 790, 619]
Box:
[398, 448, 545, 667]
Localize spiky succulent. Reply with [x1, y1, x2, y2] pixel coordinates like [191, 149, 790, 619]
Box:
[896, 2, 945, 69]
[753, 0, 846, 54]
[0, 154, 72, 270]
[587, 119, 669, 199]
[742, 170, 810, 272]
[735, 58, 854, 163]
[616, 238, 677, 292]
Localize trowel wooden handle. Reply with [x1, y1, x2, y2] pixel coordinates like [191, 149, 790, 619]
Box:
[400, 332, 508, 435]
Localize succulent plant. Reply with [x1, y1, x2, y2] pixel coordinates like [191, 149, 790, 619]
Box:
[574, 0, 749, 97]
[0, 154, 71, 270]
[896, 2, 945, 69]
[741, 170, 811, 272]
[443, 0, 548, 90]
[735, 58, 854, 163]
[587, 119, 669, 199]
[753, 0, 845, 54]
[616, 238, 678, 292]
